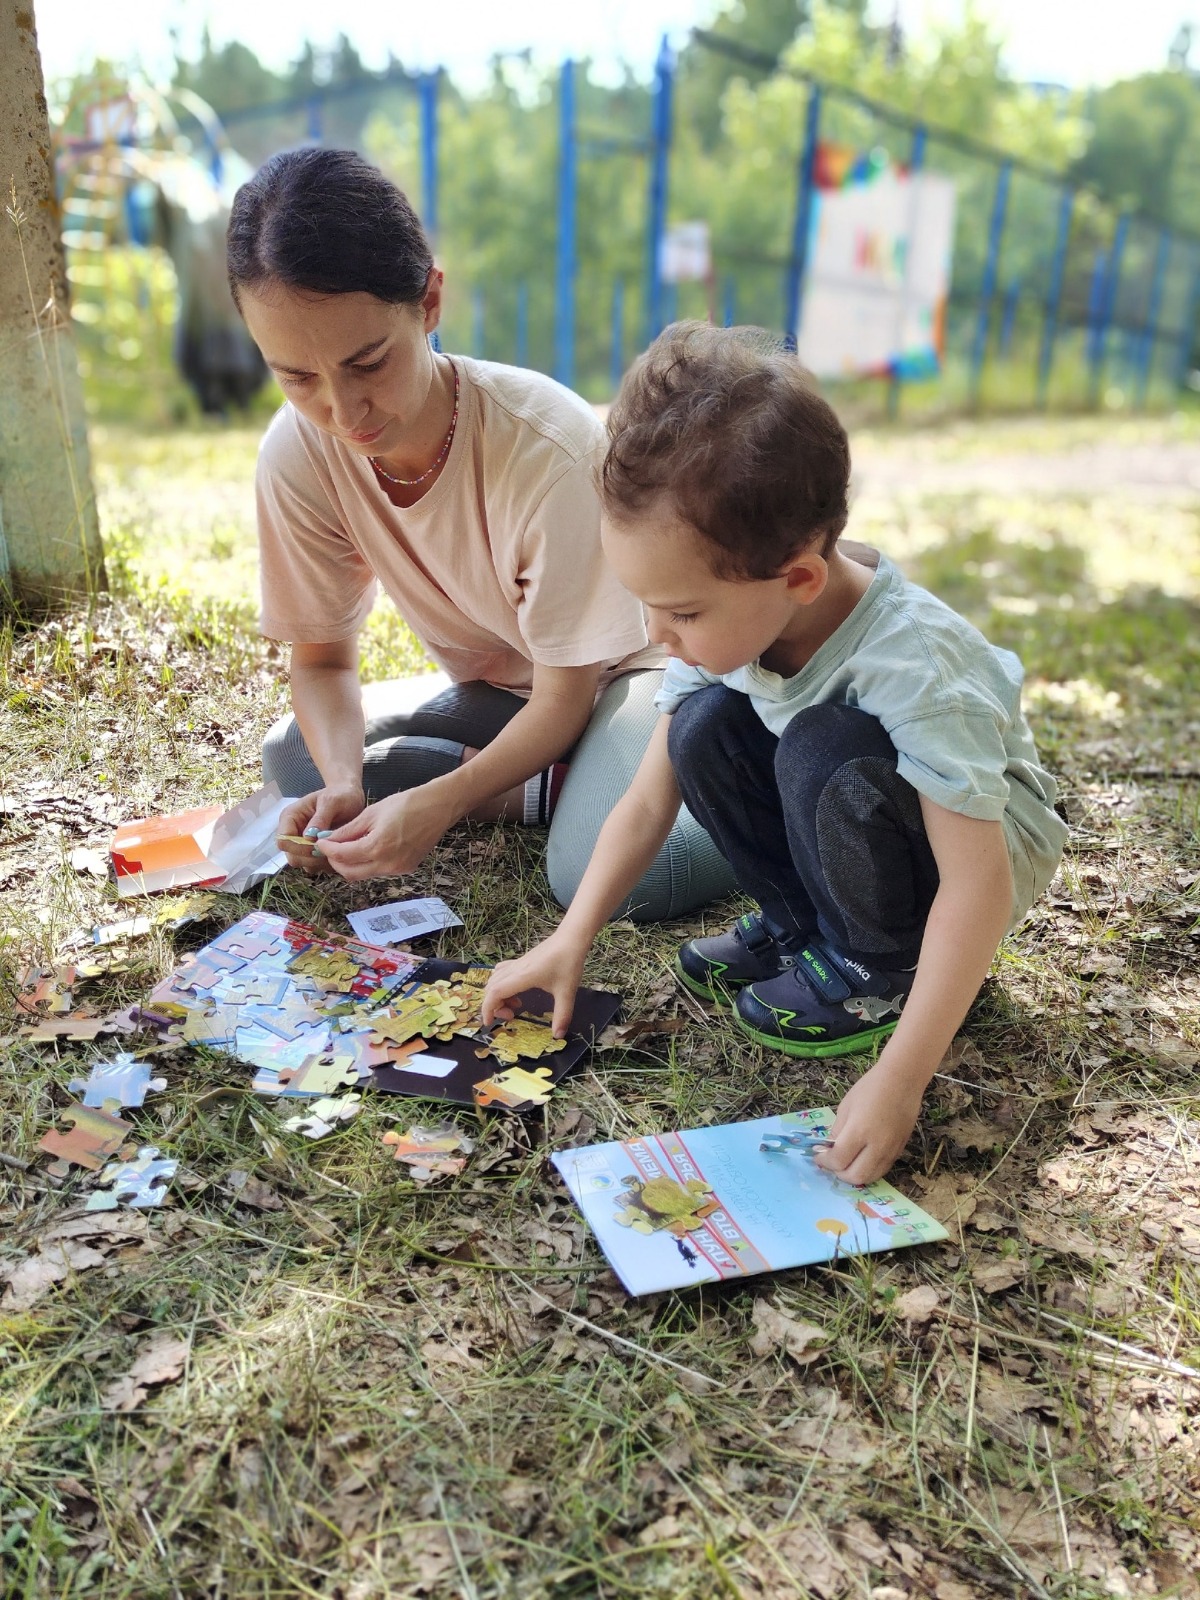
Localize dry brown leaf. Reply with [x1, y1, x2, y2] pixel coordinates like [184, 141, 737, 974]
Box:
[912, 1173, 980, 1227]
[941, 1116, 1002, 1153]
[749, 1299, 830, 1364]
[102, 1332, 190, 1411]
[772, 1526, 851, 1598]
[968, 1208, 1009, 1232]
[1, 1241, 108, 1310]
[893, 1285, 941, 1325]
[223, 1168, 284, 1210]
[970, 1257, 1026, 1293]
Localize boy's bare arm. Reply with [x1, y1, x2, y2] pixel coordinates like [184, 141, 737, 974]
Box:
[816, 800, 1014, 1186]
[482, 716, 682, 1033]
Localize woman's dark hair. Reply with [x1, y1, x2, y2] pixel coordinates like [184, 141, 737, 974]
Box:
[226, 148, 433, 307]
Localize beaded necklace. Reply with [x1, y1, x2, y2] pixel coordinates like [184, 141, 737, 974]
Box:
[370, 362, 460, 488]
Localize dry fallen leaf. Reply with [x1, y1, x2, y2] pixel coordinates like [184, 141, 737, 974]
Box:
[970, 1257, 1027, 1293]
[102, 1332, 190, 1411]
[749, 1299, 830, 1364]
[941, 1116, 1003, 1153]
[893, 1285, 941, 1326]
[912, 1173, 980, 1228]
[223, 1168, 284, 1211]
[0, 1241, 108, 1310]
[70, 846, 109, 877]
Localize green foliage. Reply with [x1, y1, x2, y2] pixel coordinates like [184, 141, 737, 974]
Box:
[1072, 70, 1200, 232]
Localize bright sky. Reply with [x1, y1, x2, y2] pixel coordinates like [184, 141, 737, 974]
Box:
[33, 0, 1195, 90]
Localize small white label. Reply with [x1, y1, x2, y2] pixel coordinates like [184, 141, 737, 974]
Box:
[397, 1054, 458, 1079]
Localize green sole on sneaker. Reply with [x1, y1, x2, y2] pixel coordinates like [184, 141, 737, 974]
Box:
[734, 1014, 900, 1058]
[673, 955, 736, 1009]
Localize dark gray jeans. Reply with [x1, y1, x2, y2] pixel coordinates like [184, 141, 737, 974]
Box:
[668, 687, 940, 966]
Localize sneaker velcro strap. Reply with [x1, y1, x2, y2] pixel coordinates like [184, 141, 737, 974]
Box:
[795, 946, 852, 1003]
[819, 944, 890, 996]
[737, 914, 776, 956]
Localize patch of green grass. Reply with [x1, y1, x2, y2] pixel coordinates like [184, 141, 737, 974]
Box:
[1, 418, 1199, 1597]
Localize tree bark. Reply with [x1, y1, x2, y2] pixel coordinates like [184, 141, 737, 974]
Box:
[0, 0, 105, 611]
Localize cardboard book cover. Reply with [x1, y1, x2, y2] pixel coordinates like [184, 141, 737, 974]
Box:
[552, 1109, 948, 1295]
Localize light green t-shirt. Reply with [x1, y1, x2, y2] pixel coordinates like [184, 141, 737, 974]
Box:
[653, 550, 1067, 927]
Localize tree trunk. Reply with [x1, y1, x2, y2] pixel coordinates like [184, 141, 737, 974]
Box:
[0, 0, 105, 611]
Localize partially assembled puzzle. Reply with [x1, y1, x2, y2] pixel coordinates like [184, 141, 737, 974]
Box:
[139, 912, 620, 1112]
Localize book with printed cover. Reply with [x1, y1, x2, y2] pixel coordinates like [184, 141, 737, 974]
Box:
[552, 1109, 947, 1295]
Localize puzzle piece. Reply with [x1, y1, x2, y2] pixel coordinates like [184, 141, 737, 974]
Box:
[182, 1006, 242, 1047]
[367, 1000, 456, 1049]
[221, 926, 288, 962]
[67, 1053, 167, 1110]
[39, 1103, 135, 1177]
[238, 998, 326, 1042]
[275, 1050, 362, 1098]
[22, 1016, 110, 1042]
[221, 972, 291, 1007]
[381, 1122, 476, 1181]
[472, 1064, 556, 1110]
[286, 947, 364, 991]
[477, 1018, 568, 1066]
[18, 965, 76, 1015]
[85, 1145, 178, 1209]
[281, 1094, 362, 1138]
[174, 947, 247, 992]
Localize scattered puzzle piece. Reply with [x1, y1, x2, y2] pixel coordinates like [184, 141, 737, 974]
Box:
[85, 1146, 178, 1209]
[281, 1094, 362, 1138]
[472, 1064, 556, 1110]
[22, 1016, 111, 1042]
[381, 1122, 476, 1181]
[67, 1053, 167, 1110]
[39, 1103, 135, 1177]
[286, 948, 364, 990]
[478, 1018, 568, 1066]
[275, 1051, 362, 1098]
[182, 1006, 242, 1047]
[221, 926, 288, 962]
[222, 972, 291, 1006]
[174, 948, 247, 993]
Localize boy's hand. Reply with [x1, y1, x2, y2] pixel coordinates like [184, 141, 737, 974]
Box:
[482, 934, 587, 1037]
[813, 1061, 925, 1186]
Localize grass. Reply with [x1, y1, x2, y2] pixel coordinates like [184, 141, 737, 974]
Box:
[2, 413, 1199, 1598]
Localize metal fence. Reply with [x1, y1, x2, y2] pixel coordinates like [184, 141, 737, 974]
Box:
[63, 35, 1200, 416]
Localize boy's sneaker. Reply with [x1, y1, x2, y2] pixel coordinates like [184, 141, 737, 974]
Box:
[735, 942, 915, 1057]
[675, 912, 795, 1007]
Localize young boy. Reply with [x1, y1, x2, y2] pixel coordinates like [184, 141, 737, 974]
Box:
[482, 323, 1067, 1186]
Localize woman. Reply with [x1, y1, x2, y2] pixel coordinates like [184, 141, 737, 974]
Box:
[226, 147, 731, 919]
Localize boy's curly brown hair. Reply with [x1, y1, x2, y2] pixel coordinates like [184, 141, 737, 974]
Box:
[600, 321, 851, 579]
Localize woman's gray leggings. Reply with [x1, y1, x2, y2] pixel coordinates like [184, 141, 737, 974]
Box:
[261, 670, 736, 922]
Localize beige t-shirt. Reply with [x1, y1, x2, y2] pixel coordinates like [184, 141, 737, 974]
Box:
[256, 356, 660, 693]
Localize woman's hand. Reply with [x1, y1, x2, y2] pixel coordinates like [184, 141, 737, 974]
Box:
[278, 784, 365, 875]
[316, 785, 454, 881]
[481, 934, 588, 1037]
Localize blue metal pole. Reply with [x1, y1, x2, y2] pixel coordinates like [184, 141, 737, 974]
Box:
[472, 287, 485, 358]
[306, 97, 322, 141]
[419, 72, 439, 238]
[1036, 185, 1074, 409]
[998, 279, 1020, 356]
[968, 159, 1012, 409]
[1134, 228, 1171, 409]
[1089, 212, 1129, 406]
[1175, 249, 1200, 391]
[887, 122, 926, 420]
[722, 276, 736, 327]
[1085, 249, 1107, 375]
[784, 84, 823, 346]
[516, 281, 529, 369]
[644, 37, 674, 344]
[610, 278, 625, 394]
[555, 60, 578, 387]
